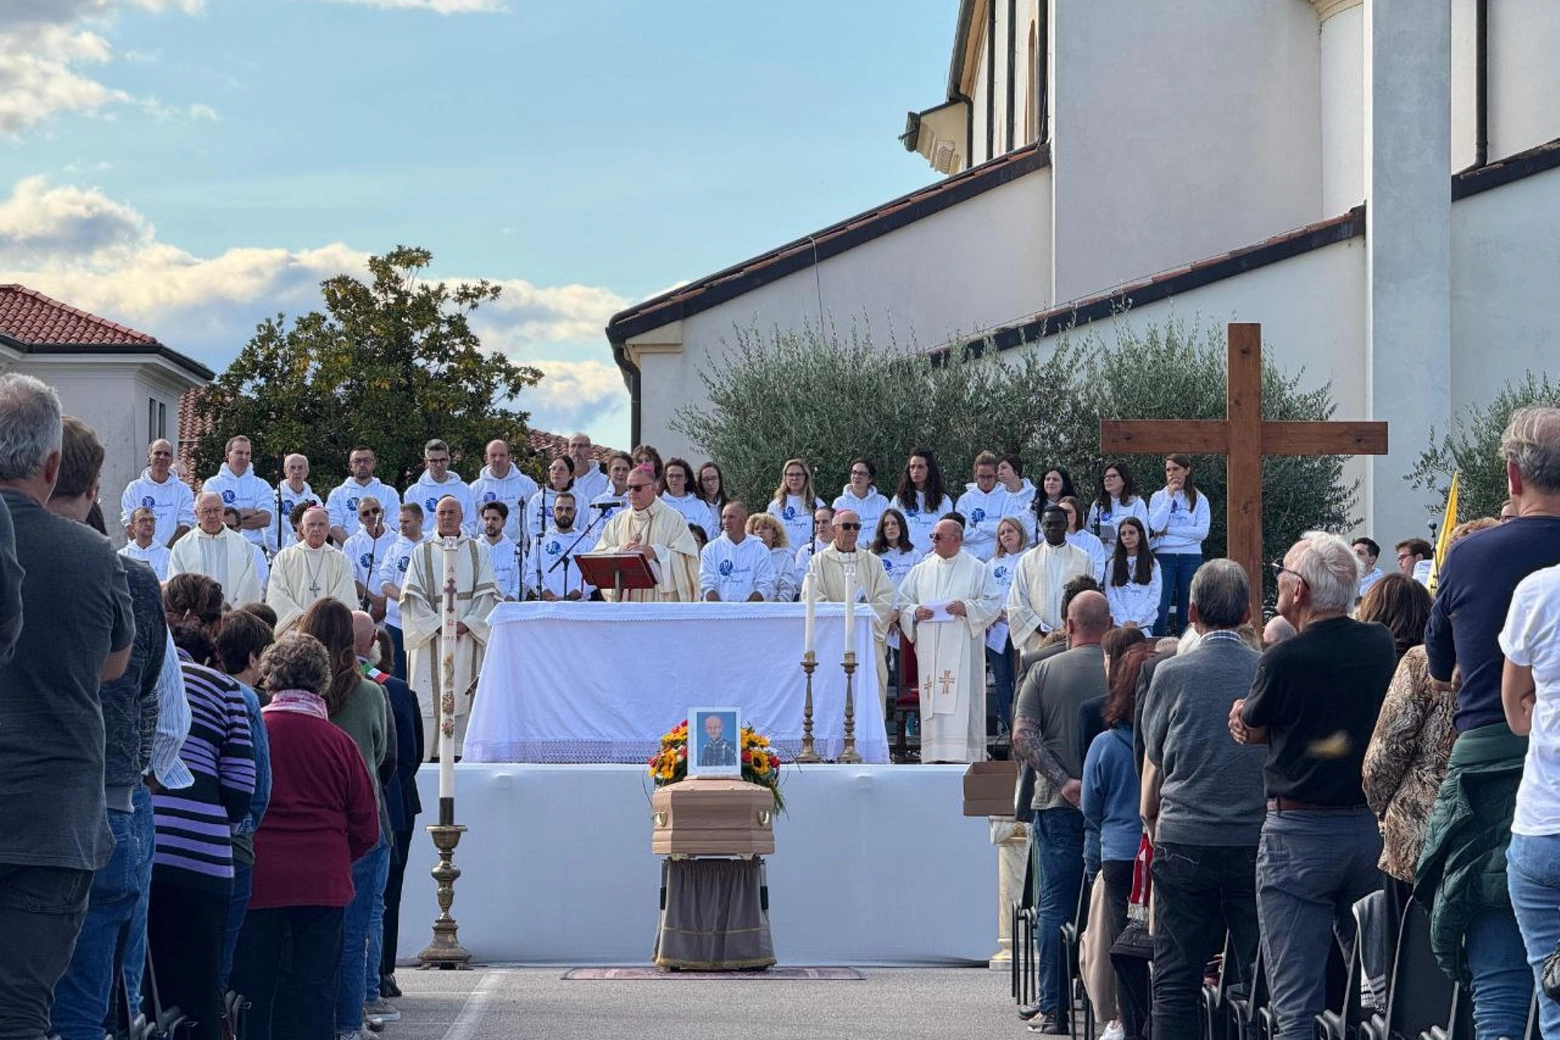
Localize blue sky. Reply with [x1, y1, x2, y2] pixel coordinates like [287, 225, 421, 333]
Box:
[0, 0, 953, 447]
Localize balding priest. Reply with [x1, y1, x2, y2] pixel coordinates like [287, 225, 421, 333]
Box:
[266, 505, 356, 634]
[807, 508, 895, 708]
[401, 495, 501, 758]
[896, 518, 1003, 763]
[590, 465, 699, 602]
[167, 490, 262, 607]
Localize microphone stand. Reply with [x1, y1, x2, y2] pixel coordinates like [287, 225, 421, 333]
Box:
[362, 525, 381, 613]
[533, 486, 549, 602]
[550, 504, 613, 599]
[274, 453, 284, 560]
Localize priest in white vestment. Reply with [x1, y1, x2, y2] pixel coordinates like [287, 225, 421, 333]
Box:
[401, 496, 501, 759]
[589, 466, 699, 602]
[167, 491, 261, 607]
[807, 509, 895, 706]
[1008, 505, 1095, 652]
[896, 519, 1003, 763]
[266, 506, 357, 634]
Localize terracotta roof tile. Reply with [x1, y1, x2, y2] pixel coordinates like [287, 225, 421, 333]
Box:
[0, 284, 159, 346]
[527, 429, 620, 464]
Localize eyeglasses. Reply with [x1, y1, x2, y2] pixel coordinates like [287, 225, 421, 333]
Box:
[627, 484, 652, 492]
[838, 523, 861, 531]
[851, 470, 871, 478]
[1270, 560, 1308, 586]
[359, 509, 381, 517]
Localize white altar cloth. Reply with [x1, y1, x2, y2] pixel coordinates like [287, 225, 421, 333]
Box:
[464, 601, 889, 764]
[396, 763, 997, 965]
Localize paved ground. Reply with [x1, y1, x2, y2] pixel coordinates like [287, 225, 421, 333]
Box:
[373, 965, 1025, 1040]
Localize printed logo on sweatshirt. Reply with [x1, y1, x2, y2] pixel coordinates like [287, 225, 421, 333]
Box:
[971, 507, 986, 523]
[221, 490, 236, 504]
[141, 495, 156, 508]
[719, 560, 734, 576]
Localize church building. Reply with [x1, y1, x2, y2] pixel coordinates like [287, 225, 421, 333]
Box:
[606, 0, 1560, 541]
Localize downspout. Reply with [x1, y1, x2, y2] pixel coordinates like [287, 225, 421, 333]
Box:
[985, 0, 996, 161]
[1475, 0, 1489, 167]
[607, 333, 642, 448]
[1006, 0, 1016, 152]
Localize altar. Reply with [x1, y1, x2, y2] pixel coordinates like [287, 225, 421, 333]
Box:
[464, 601, 890, 764]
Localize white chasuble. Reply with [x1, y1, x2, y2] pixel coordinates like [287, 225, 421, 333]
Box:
[401, 536, 501, 758]
[589, 497, 699, 602]
[896, 551, 1002, 763]
[1007, 541, 1095, 651]
[266, 543, 357, 634]
[807, 546, 895, 704]
[167, 527, 261, 608]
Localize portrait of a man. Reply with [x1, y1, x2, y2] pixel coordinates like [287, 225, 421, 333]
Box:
[689, 707, 741, 777]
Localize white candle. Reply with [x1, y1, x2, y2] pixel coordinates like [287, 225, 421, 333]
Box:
[802, 574, 816, 656]
[843, 570, 856, 652]
[439, 537, 459, 802]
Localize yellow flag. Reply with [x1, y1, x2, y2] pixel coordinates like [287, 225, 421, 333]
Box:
[1427, 471, 1459, 595]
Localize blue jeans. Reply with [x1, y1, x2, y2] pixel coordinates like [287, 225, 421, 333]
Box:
[1151, 843, 1260, 1040]
[118, 784, 156, 1021]
[337, 833, 391, 1029]
[363, 842, 390, 1004]
[1155, 552, 1202, 636]
[221, 860, 253, 990]
[50, 800, 146, 1040]
[1509, 833, 1560, 1040]
[1255, 807, 1382, 1040]
[1032, 806, 1086, 1015]
[1462, 903, 1533, 1040]
[987, 642, 1015, 732]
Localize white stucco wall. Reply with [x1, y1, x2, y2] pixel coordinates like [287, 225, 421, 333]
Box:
[1320, 3, 1366, 214]
[1488, 0, 1560, 161]
[1450, 0, 1479, 170]
[636, 164, 1054, 463]
[1049, 0, 1323, 305]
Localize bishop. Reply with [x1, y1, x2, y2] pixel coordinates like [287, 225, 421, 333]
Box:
[589, 465, 699, 601]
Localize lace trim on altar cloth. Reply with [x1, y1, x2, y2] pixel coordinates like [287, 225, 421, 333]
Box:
[462, 737, 867, 765]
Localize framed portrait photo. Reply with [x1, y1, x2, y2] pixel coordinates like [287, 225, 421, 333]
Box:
[688, 706, 743, 778]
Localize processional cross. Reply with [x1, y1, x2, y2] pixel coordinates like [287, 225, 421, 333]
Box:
[1099, 322, 1389, 624]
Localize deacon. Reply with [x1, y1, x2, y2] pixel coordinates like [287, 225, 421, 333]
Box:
[342, 496, 396, 618]
[407, 439, 476, 534]
[119, 438, 193, 546]
[120, 506, 172, 580]
[201, 435, 273, 549]
[523, 492, 595, 601]
[590, 465, 699, 601]
[479, 501, 523, 601]
[469, 439, 537, 545]
[1008, 504, 1096, 651]
[807, 508, 894, 703]
[266, 506, 356, 633]
[700, 501, 777, 603]
[167, 491, 262, 607]
[376, 502, 426, 678]
[896, 519, 1003, 762]
[327, 445, 401, 545]
[401, 496, 501, 758]
[274, 453, 322, 550]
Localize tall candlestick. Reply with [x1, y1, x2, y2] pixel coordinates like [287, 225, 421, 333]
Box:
[439, 537, 459, 802]
[843, 569, 856, 650]
[803, 573, 816, 655]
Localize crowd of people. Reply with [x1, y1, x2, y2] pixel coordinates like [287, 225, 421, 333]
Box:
[1007, 405, 1560, 1040]
[7, 359, 1560, 1040]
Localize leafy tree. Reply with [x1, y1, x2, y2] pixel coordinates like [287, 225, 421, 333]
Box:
[675, 317, 1358, 602]
[1406, 372, 1560, 521]
[190, 246, 542, 490]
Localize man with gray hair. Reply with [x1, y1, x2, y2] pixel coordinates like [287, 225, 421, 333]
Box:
[0, 375, 135, 1039]
[1140, 559, 1266, 1040]
[1230, 532, 1396, 1040]
[167, 490, 262, 607]
[1418, 406, 1560, 1040]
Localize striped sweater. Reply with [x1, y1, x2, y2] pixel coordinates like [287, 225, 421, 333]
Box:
[152, 659, 255, 892]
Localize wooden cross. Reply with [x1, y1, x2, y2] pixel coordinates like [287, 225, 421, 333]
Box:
[1100, 322, 1388, 624]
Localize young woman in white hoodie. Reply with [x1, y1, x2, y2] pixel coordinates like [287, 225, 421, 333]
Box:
[1147, 454, 1211, 635]
[955, 451, 1009, 561]
[833, 457, 889, 537]
[767, 458, 825, 552]
[660, 457, 717, 536]
[1059, 495, 1110, 582]
[1086, 461, 1150, 556]
[890, 449, 953, 554]
[997, 454, 1038, 543]
[1104, 517, 1162, 631]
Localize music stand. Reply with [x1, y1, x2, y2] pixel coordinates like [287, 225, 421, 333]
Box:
[578, 552, 658, 602]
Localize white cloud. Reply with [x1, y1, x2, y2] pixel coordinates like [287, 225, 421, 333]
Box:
[0, 0, 204, 136]
[316, 0, 505, 12]
[0, 176, 631, 444]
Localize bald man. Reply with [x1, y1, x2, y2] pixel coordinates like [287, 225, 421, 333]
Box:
[266, 505, 356, 633]
[120, 437, 194, 546]
[896, 519, 1004, 762]
[273, 453, 323, 551]
[400, 496, 501, 758]
[166, 490, 261, 606]
[469, 438, 538, 544]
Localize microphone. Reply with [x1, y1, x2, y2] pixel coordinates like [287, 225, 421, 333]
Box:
[591, 500, 624, 510]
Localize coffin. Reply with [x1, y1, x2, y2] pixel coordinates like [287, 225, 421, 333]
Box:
[651, 778, 776, 857]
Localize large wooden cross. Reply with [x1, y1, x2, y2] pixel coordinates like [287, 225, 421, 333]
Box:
[1100, 322, 1389, 623]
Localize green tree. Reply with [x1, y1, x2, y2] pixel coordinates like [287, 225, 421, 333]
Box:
[1406, 372, 1560, 521]
[675, 317, 1357, 602]
[190, 246, 542, 490]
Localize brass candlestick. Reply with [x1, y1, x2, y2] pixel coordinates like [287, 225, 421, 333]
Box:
[839, 650, 862, 764]
[418, 798, 471, 969]
[797, 651, 821, 763]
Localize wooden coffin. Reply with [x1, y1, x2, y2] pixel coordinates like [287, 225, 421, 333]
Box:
[651, 778, 776, 857]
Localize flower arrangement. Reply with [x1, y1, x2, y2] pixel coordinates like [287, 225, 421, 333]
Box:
[648, 720, 785, 810]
